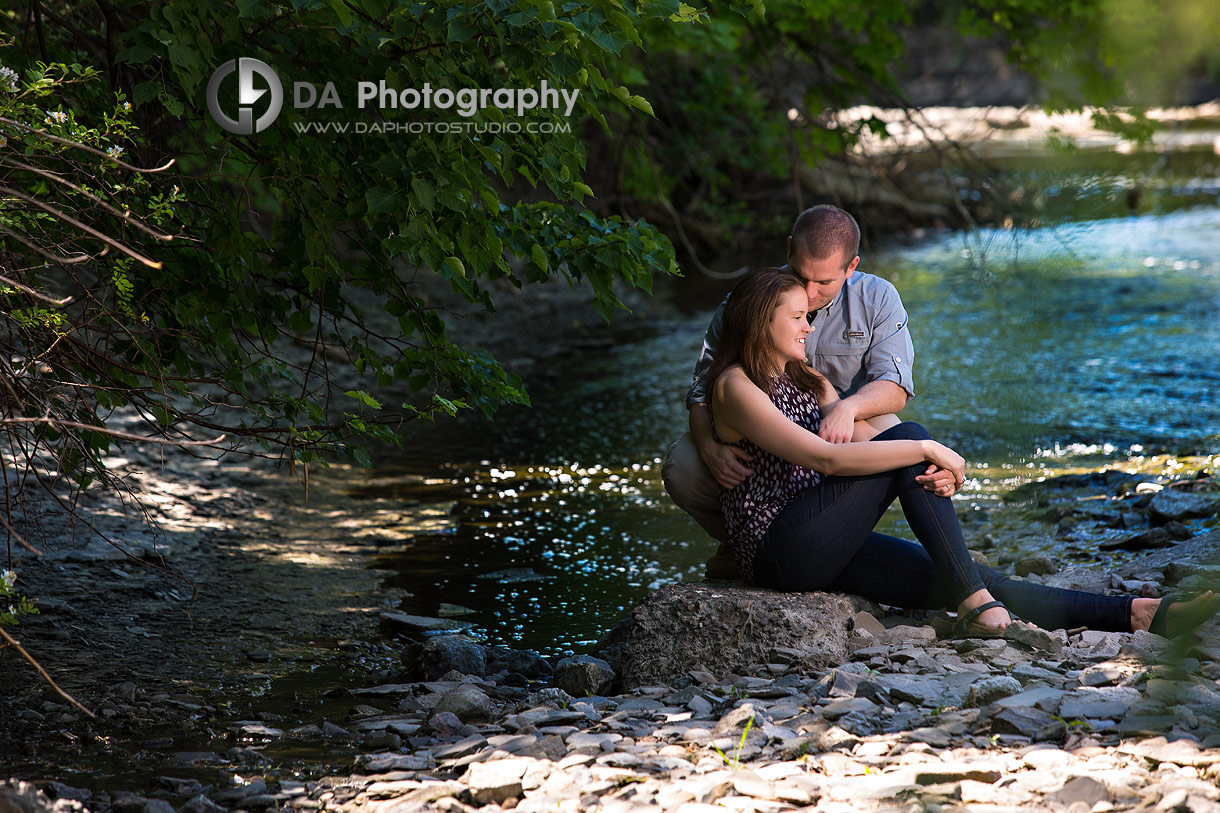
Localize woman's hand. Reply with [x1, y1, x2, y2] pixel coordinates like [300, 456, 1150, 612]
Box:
[924, 441, 965, 492]
[917, 465, 959, 497]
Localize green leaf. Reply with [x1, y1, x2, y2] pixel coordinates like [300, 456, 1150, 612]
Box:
[530, 243, 548, 271]
[366, 186, 399, 215]
[345, 390, 383, 409]
[444, 256, 466, 278]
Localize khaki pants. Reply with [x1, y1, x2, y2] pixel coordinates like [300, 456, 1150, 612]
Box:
[662, 432, 741, 579]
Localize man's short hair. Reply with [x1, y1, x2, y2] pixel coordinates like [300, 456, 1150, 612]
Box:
[790, 205, 860, 265]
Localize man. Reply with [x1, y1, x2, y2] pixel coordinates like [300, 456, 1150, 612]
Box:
[662, 205, 955, 574]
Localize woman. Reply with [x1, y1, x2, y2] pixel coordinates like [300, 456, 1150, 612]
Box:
[707, 267, 1214, 636]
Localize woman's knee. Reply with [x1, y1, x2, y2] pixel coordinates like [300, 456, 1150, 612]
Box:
[875, 421, 931, 442]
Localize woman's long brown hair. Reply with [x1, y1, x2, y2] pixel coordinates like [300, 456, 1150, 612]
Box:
[705, 267, 833, 401]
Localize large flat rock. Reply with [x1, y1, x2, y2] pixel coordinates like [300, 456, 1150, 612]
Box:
[597, 582, 854, 690]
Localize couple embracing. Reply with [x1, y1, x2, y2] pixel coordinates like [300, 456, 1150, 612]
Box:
[662, 205, 1214, 638]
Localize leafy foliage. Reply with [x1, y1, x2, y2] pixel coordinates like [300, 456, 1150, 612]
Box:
[1, 0, 681, 498]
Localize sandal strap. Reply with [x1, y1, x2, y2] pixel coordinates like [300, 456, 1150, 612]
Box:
[958, 600, 1008, 628]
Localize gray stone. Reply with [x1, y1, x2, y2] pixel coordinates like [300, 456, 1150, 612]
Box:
[1045, 776, 1111, 808]
[360, 753, 432, 772]
[1043, 567, 1112, 593]
[485, 647, 553, 679]
[822, 697, 878, 720]
[413, 635, 487, 680]
[965, 675, 1023, 708]
[1101, 528, 1175, 551]
[992, 686, 1066, 713]
[881, 625, 938, 645]
[1078, 666, 1124, 687]
[463, 760, 530, 805]
[827, 669, 869, 698]
[1058, 687, 1141, 721]
[874, 674, 945, 707]
[596, 583, 853, 690]
[990, 705, 1059, 738]
[381, 612, 473, 634]
[1150, 491, 1220, 522]
[427, 711, 464, 736]
[713, 703, 771, 736]
[853, 611, 887, 637]
[553, 655, 616, 697]
[1003, 622, 1064, 653]
[433, 734, 489, 760]
[433, 686, 494, 723]
[1014, 555, 1057, 577]
[1165, 521, 1196, 540]
[180, 795, 226, 813]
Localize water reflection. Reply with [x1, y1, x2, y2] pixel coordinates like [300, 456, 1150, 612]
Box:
[363, 209, 1220, 657]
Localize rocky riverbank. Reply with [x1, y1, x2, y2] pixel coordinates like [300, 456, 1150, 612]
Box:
[8, 541, 1220, 813]
[4, 443, 1220, 813]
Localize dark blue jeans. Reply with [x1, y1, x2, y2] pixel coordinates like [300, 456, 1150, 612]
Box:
[751, 423, 1133, 632]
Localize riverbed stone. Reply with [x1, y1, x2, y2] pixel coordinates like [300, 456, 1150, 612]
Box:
[1150, 491, 1220, 523]
[486, 647, 553, 679]
[553, 655, 616, 697]
[1045, 775, 1111, 808]
[965, 675, 1022, 708]
[381, 612, 474, 635]
[990, 705, 1060, 738]
[597, 583, 853, 689]
[433, 686, 494, 723]
[1059, 686, 1142, 720]
[1014, 555, 1057, 577]
[412, 635, 487, 680]
[1102, 527, 1176, 551]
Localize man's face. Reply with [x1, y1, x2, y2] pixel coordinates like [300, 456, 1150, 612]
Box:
[789, 248, 859, 312]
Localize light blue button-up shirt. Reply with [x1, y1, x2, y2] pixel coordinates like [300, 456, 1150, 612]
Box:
[685, 270, 915, 408]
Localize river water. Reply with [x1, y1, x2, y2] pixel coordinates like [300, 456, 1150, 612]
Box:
[361, 205, 1220, 658]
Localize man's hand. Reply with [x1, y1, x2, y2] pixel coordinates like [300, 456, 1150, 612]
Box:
[916, 464, 959, 498]
[700, 442, 754, 490]
[818, 401, 858, 444]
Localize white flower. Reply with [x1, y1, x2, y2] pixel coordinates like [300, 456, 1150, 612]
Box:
[122, 101, 131, 111]
[172, 185, 180, 196]
[45, 110, 68, 124]
[1, 570, 14, 591]
[0, 67, 18, 93]
[106, 144, 124, 158]
[0, 135, 7, 149]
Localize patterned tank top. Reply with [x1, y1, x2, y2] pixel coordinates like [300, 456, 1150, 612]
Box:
[717, 373, 824, 582]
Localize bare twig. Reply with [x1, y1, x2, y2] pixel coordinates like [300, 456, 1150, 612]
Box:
[0, 509, 43, 557]
[0, 184, 163, 268]
[0, 116, 175, 173]
[0, 626, 96, 717]
[0, 418, 226, 447]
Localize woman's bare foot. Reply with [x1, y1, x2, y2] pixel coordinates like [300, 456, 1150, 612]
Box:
[1132, 591, 1220, 637]
[958, 589, 1012, 631]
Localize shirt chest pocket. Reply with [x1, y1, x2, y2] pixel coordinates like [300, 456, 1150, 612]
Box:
[814, 335, 869, 392]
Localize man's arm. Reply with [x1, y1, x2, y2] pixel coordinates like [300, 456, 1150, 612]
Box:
[818, 379, 907, 444]
[690, 403, 754, 489]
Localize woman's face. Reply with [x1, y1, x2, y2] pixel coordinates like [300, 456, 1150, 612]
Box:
[769, 287, 811, 366]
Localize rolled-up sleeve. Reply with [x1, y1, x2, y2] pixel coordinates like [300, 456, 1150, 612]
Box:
[864, 287, 916, 398]
[685, 298, 728, 409]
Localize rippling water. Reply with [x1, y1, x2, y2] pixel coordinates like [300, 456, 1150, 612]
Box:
[363, 208, 1220, 656]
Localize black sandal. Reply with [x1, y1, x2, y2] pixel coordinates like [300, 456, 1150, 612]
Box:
[953, 600, 1013, 639]
[1148, 591, 1220, 638]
